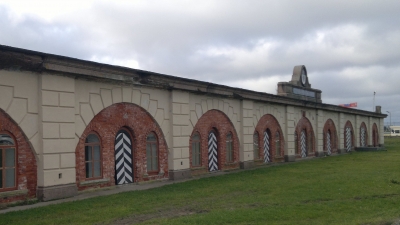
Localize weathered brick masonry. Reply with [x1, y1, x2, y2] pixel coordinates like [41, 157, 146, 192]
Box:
[372, 123, 379, 147]
[254, 114, 285, 163]
[295, 116, 316, 157]
[344, 120, 355, 151]
[0, 109, 37, 203]
[360, 122, 368, 147]
[75, 103, 168, 190]
[189, 110, 240, 175]
[323, 119, 338, 154]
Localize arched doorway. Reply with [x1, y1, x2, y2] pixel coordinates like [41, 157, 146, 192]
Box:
[263, 129, 272, 163]
[114, 129, 133, 185]
[208, 130, 218, 172]
[323, 119, 338, 155]
[294, 116, 315, 158]
[344, 121, 354, 152]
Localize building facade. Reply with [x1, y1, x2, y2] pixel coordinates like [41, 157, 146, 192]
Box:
[0, 45, 386, 203]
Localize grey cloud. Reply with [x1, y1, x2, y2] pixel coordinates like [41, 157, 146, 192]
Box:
[1, 0, 399, 122]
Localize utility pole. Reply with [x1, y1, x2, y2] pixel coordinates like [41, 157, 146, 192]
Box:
[373, 91, 376, 111]
[387, 111, 391, 126]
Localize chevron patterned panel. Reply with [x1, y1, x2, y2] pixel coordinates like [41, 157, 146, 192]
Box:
[361, 127, 365, 147]
[115, 130, 133, 185]
[326, 132, 331, 155]
[208, 132, 218, 172]
[263, 131, 270, 163]
[346, 127, 352, 152]
[301, 131, 307, 158]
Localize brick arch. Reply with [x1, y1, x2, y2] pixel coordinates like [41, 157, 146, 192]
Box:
[254, 114, 285, 162]
[190, 109, 239, 174]
[344, 121, 355, 151]
[360, 122, 368, 147]
[0, 109, 37, 203]
[75, 103, 168, 191]
[295, 116, 316, 157]
[323, 119, 338, 154]
[372, 123, 379, 147]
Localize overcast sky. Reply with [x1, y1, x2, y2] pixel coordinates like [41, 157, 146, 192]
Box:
[1, 0, 399, 124]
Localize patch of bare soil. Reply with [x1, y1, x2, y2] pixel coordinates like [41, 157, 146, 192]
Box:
[99, 207, 208, 225]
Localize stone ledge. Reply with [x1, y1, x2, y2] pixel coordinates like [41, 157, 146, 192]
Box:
[169, 169, 191, 180]
[80, 178, 110, 186]
[0, 189, 28, 199]
[315, 151, 325, 157]
[355, 147, 386, 152]
[240, 161, 255, 169]
[37, 183, 77, 202]
[284, 155, 296, 162]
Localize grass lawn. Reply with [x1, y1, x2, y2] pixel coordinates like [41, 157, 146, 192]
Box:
[2, 138, 400, 225]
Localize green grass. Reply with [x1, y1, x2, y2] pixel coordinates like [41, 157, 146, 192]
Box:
[2, 138, 400, 225]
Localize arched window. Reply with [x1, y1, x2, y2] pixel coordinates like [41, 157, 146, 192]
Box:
[85, 133, 101, 179]
[275, 131, 281, 156]
[0, 133, 16, 190]
[253, 132, 259, 159]
[226, 133, 233, 162]
[146, 132, 158, 172]
[191, 133, 201, 167]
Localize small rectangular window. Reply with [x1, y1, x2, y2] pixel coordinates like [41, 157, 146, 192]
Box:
[86, 162, 92, 178]
[5, 148, 15, 167]
[253, 133, 259, 159]
[226, 133, 233, 163]
[146, 141, 158, 172]
[192, 141, 201, 166]
[152, 143, 158, 171]
[94, 161, 101, 177]
[6, 168, 15, 188]
[94, 146, 100, 160]
[85, 146, 92, 161]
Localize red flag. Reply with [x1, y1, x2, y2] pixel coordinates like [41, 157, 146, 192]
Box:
[339, 102, 357, 108]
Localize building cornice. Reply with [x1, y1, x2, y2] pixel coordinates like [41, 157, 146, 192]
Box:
[0, 44, 386, 118]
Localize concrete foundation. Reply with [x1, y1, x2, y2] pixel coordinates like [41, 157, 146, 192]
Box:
[37, 184, 78, 202]
[285, 155, 296, 162]
[168, 169, 192, 180]
[240, 161, 255, 169]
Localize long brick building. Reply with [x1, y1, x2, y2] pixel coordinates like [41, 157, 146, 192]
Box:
[0, 45, 386, 203]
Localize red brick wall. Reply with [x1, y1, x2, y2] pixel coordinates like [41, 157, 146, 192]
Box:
[372, 123, 379, 147]
[189, 110, 240, 174]
[254, 114, 285, 162]
[75, 103, 168, 191]
[323, 119, 338, 154]
[0, 109, 37, 203]
[344, 120, 355, 150]
[360, 122, 368, 147]
[295, 116, 316, 157]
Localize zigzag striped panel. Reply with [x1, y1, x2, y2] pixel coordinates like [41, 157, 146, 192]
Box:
[208, 132, 218, 172]
[326, 132, 331, 155]
[346, 127, 351, 152]
[115, 130, 133, 185]
[263, 131, 270, 163]
[301, 131, 307, 158]
[361, 127, 365, 147]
